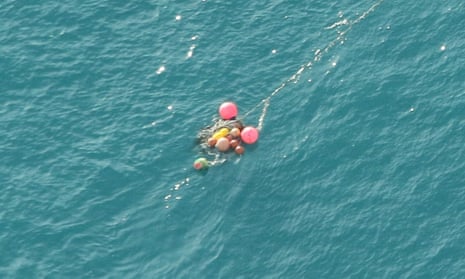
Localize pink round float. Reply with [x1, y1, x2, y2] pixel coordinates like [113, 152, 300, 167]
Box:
[240, 126, 259, 144]
[218, 102, 238, 120]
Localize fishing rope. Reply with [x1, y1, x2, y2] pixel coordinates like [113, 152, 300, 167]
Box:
[242, 0, 385, 131]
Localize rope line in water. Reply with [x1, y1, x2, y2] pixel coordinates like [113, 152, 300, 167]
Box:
[242, 0, 385, 131]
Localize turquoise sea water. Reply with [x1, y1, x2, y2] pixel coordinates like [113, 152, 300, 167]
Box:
[2, 0, 465, 278]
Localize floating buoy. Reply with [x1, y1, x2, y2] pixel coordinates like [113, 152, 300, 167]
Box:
[193, 157, 209, 170]
[235, 145, 245, 155]
[219, 102, 238, 120]
[212, 127, 230, 140]
[207, 137, 217, 147]
[240, 126, 259, 144]
[230, 127, 241, 138]
[230, 139, 239, 148]
[215, 137, 230, 152]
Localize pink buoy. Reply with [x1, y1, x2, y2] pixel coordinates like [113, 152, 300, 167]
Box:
[241, 126, 259, 144]
[219, 102, 238, 120]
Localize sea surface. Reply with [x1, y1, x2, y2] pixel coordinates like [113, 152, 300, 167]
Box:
[2, 0, 465, 278]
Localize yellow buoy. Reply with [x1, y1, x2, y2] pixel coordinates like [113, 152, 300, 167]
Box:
[212, 128, 230, 140]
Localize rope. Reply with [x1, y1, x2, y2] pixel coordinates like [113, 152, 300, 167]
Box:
[242, 0, 385, 131]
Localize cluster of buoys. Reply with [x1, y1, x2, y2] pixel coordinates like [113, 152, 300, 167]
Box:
[193, 102, 259, 170]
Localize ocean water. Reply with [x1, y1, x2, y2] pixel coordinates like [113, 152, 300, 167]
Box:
[2, 0, 465, 278]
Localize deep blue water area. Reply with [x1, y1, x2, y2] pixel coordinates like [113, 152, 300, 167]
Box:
[1, 0, 465, 278]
